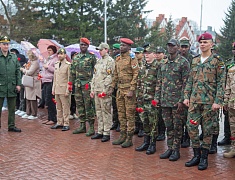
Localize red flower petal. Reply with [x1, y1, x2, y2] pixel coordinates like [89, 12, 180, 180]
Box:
[85, 83, 89, 90]
[136, 108, 140, 112]
[101, 92, 106, 97]
[68, 82, 72, 85]
[17, 57, 21, 61]
[139, 108, 144, 113]
[151, 100, 157, 106]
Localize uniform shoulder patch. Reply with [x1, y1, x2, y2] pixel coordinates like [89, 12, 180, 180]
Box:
[130, 52, 135, 59]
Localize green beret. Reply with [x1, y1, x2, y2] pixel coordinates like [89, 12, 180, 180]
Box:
[112, 43, 120, 49]
[0, 36, 10, 43]
[57, 48, 66, 54]
[134, 47, 144, 53]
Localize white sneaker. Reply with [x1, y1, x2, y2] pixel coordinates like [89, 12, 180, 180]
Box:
[28, 115, 38, 120]
[22, 114, 29, 118]
[2, 107, 7, 111]
[18, 111, 26, 116]
[15, 110, 21, 115]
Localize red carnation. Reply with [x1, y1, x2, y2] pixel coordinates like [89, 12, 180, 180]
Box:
[230, 136, 235, 141]
[68, 86, 72, 91]
[136, 107, 140, 112]
[98, 93, 102, 98]
[17, 57, 21, 61]
[85, 83, 89, 90]
[190, 119, 197, 125]
[136, 107, 144, 113]
[68, 82, 72, 85]
[101, 92, 106, 98]
[37, 74, 42, 80]
[52, 98, 57, 104]
[151, 100, 158, 107]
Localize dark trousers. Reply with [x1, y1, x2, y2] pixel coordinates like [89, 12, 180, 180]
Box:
[43, 82, 57, 122]
[70, 95, 76, 115]
[224, 110, 231, 138]
[26, 99, 38, 116]
[0, 97, 16, 128]
[38, 83, 45, 107]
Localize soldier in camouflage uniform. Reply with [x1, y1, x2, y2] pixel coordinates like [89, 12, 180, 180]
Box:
[179, 39, 194, 148]
[155, 39, 190, 161]
[155, 46, 166, 141]
[110, 44, 120, 132]
[108, 38, 139, 148]
[134, 47, 145, 137]
[90, 43, 115, 142]
[135, 47, 159, 155]
[70, 38, 96, 136]
[184, 33, 225, 170]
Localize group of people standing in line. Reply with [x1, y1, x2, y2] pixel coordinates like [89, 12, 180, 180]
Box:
[0, 32, 234, 171]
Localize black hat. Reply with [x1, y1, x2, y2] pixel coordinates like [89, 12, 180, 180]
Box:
[167, 39, 179, 46]
[156, 46, 165, 53]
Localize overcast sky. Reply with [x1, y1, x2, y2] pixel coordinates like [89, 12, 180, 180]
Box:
[144, 0, 231, 32]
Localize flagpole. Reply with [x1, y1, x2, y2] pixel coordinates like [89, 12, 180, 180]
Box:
[104, 0, 107, 43]
[200, 0, 203, 35]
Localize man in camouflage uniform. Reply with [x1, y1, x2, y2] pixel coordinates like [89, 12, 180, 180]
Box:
[110, 43, 120, 132]
[155, 39, 190, 161]
[70, 37, 96, 136]
[90, 43, 115, 142]
[184, 33, 225, 170]
[134, 47, 145, 137]
[108, 38, 139, 148]
[135, 47, 159, 155]
[179, 39, 194, 148]
[155, 46, 166, 141]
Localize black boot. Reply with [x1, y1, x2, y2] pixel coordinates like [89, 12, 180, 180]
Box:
[181, 130, 190, 148]
[209, 134, 218, 154]
[156, 132, 165, 141]
[185, 148, 201, 167]
[135, 135, 150, 151]
[134, 122, 139, 134]
[116, 123, 120, 132]
[198, 148, 209, 170]
[169, 149, 180, 161]
[160, 149, 172, 159]
[146, 138, 156, 155]
[137, 122, 144, 137]
[218, 137, 231, 146]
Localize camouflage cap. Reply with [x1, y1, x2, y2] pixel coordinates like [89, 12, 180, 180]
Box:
[0, 35, 10, 43]
[144, 46, 155, 53]
[112, 43, 120, 49]
[96, 43, 110, 50]
[134, 47, 144, 53]
[156, 46, 165, 53]
[167, 39, 179, 46]
[57, 48, 66, 54]
[180, 39, 190, 46]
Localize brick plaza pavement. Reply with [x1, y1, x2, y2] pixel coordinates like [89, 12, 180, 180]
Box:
[0, 109, 235, 180]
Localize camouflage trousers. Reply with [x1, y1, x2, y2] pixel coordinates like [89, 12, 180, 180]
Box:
[74, 86, 95, 123]
[94, 92, 112, 135]
[139, 101, 158, 139]
[162, 107, 184, 150]
[228, 108, 235, 148]
[116, 89, 136, 132]
[187, 103, 218, 149]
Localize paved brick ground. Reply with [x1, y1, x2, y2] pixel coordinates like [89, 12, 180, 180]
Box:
[0, 108, 235, 180]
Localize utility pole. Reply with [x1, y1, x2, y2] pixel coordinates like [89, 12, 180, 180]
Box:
[200, 0, 203, 35]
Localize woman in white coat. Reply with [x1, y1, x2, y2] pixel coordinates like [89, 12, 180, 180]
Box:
[20, 50, 41, 120]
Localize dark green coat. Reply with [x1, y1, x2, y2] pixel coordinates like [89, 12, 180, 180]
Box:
[0, 50, 21, 97]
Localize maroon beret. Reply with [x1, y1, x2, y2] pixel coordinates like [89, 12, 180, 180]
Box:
[198, 32, 213, 42]
[80, 37, 90, 45]
[120, 38, 134, 45]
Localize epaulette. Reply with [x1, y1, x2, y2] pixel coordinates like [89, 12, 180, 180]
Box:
[89, 51, 94, 55]
[65, 61, 71, 65]
[130, 52, 135, 59]
[55, 61, 59, 64]
[213, 54, 223, 61]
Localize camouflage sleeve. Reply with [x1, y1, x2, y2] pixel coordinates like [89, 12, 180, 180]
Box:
[103, 59, 115, 93]
[224, 73, 231, 104]
[184, 71, 193, 100]
[111, 61, 118, 89]
[69, 60, 76, 85]
[214, 62, 225, 105]
[155, 66, 162, 101]
[130, 57, 139, 91]
[136, 69, 143, 97]
[179, 60, 190, 102]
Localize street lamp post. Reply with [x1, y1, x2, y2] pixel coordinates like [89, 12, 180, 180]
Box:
[104, 0, 107, 43]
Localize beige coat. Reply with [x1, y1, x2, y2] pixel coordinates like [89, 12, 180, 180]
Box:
[52, 59, 71, 94]
[23, 60, 41, 100]
[224, 66, 235, 108]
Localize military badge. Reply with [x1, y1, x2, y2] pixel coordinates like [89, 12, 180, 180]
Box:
[132, 62, 138, 69]
[107, 68, 111, 75]
[218, 61, 225, 69]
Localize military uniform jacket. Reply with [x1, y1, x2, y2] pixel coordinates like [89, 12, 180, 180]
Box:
[0, 50, 21, 97]
[224, 65, 235, 108]
[70, 51, 96, 88]
[155, 54, 190, 107]
[91, 54, 115, 93]
[52, 59, 71, 95]
[112, 52, 139, 92]
[137, 59, 159, 101]
[184, 54, 225, 105]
